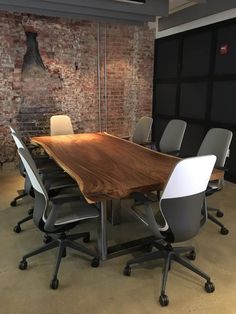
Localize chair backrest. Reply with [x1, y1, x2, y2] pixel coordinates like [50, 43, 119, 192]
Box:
[10, 130, 28, 179]
[158, 155, 216, 242]
[50, 115, 74, 136]
[159, 119, 187, 153]
[9, 125, 17, 134]
[18, 148, 48, 228]
[132, 116, 153, 144]
[197, 128, 233, 168]
[10, 126, 25, 148]
[11, 132, 27, 150]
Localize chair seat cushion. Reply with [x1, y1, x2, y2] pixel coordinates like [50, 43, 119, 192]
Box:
[54, 200, 99, 226]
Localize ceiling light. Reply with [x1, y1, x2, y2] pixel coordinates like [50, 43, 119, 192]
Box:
[114, 0, 146, 4]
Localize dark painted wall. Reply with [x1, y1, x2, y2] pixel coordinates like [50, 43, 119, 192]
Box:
[153, 17, 236, 182]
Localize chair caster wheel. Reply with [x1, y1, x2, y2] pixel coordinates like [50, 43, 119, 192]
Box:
[216, 210, 223, 218]
[123, 266, 131, 276]
[11, 200, 17, 207]
[91, 257, 99, 268]
[220, 227, 229, 235]
[187, 250, 196, 261]
[50, 278, 59, 290]
[19, 260, 28, 270]
[159, 294, 169, 307]
[83, 235, 90, 243]
[205, 281, 215, 293]
[28, 208, 34, 215]
[14, 225, 21, 233]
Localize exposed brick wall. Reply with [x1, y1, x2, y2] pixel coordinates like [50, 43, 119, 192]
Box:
[0, 11, 154, 165]
[106, 24, 154, 136]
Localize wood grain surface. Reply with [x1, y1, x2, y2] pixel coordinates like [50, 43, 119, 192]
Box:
[32, 132, 223, 203]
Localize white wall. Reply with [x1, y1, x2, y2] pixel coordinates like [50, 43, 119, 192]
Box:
[156, 8, 236, 38]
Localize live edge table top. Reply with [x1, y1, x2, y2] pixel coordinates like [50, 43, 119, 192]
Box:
[32, 132, 223, 204]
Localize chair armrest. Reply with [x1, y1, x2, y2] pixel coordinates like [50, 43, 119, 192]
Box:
[131, 192, 152, 204]
[50, 194, 82, 205]
[130, 204, 149, 226]
[122, 135, 131, 140]
[47, 180, 77, 193]
[165, 150, 180, 157]
[28, 143, 39, 151]
[42, 171, 68, 180]
[140, 141, 156, 149]
[205, 186, 216, 196]
[178, 153, 193, 158]
[130, 192, 164, 239]
[28, 143, 49, 158]
[206, 180, 223, 196]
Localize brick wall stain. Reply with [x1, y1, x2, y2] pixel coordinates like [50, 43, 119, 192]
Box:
[0, 11, 154, 164]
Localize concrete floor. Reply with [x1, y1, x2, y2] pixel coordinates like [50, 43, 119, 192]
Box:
[0, 168, 236, 314]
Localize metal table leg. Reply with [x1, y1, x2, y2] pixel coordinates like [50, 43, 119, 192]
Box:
[107, 199, 121, 225]
[97, 200, 155, 261]
[98, 200, 107, 261]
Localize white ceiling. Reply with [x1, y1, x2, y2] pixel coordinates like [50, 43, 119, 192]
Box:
[0, 0, 234, 26]
[169, 0, 198, 13]
[0, 0, 168, 23]
[159, 0, 236, 31]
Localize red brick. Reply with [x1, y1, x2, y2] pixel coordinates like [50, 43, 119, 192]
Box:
[0, 11, 154, 164]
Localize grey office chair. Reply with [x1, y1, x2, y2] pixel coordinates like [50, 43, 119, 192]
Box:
[11, 131, 77, 233]
[123, 155, 216, 307]
[197, 128, 233, 235]
[9, 126, 42, 207]
[9, 126, 61, 207]
[17, 147, 99, 289]
[9, 127, 29, 207]
[111, 116, 153, 224]
[131, 116, 153, 145]
[50, 114, 74, 136]
[157, 119, 187, 156]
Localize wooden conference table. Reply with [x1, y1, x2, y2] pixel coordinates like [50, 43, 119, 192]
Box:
[32, 132, 223, 260]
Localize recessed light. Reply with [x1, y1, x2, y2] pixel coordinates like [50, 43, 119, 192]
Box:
[114, 0, 146, 4]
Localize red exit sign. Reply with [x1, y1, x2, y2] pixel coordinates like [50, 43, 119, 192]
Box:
[219, 43, 229, 55]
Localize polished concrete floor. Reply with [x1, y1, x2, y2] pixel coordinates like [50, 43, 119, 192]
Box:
[0, 168, 236, 314]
